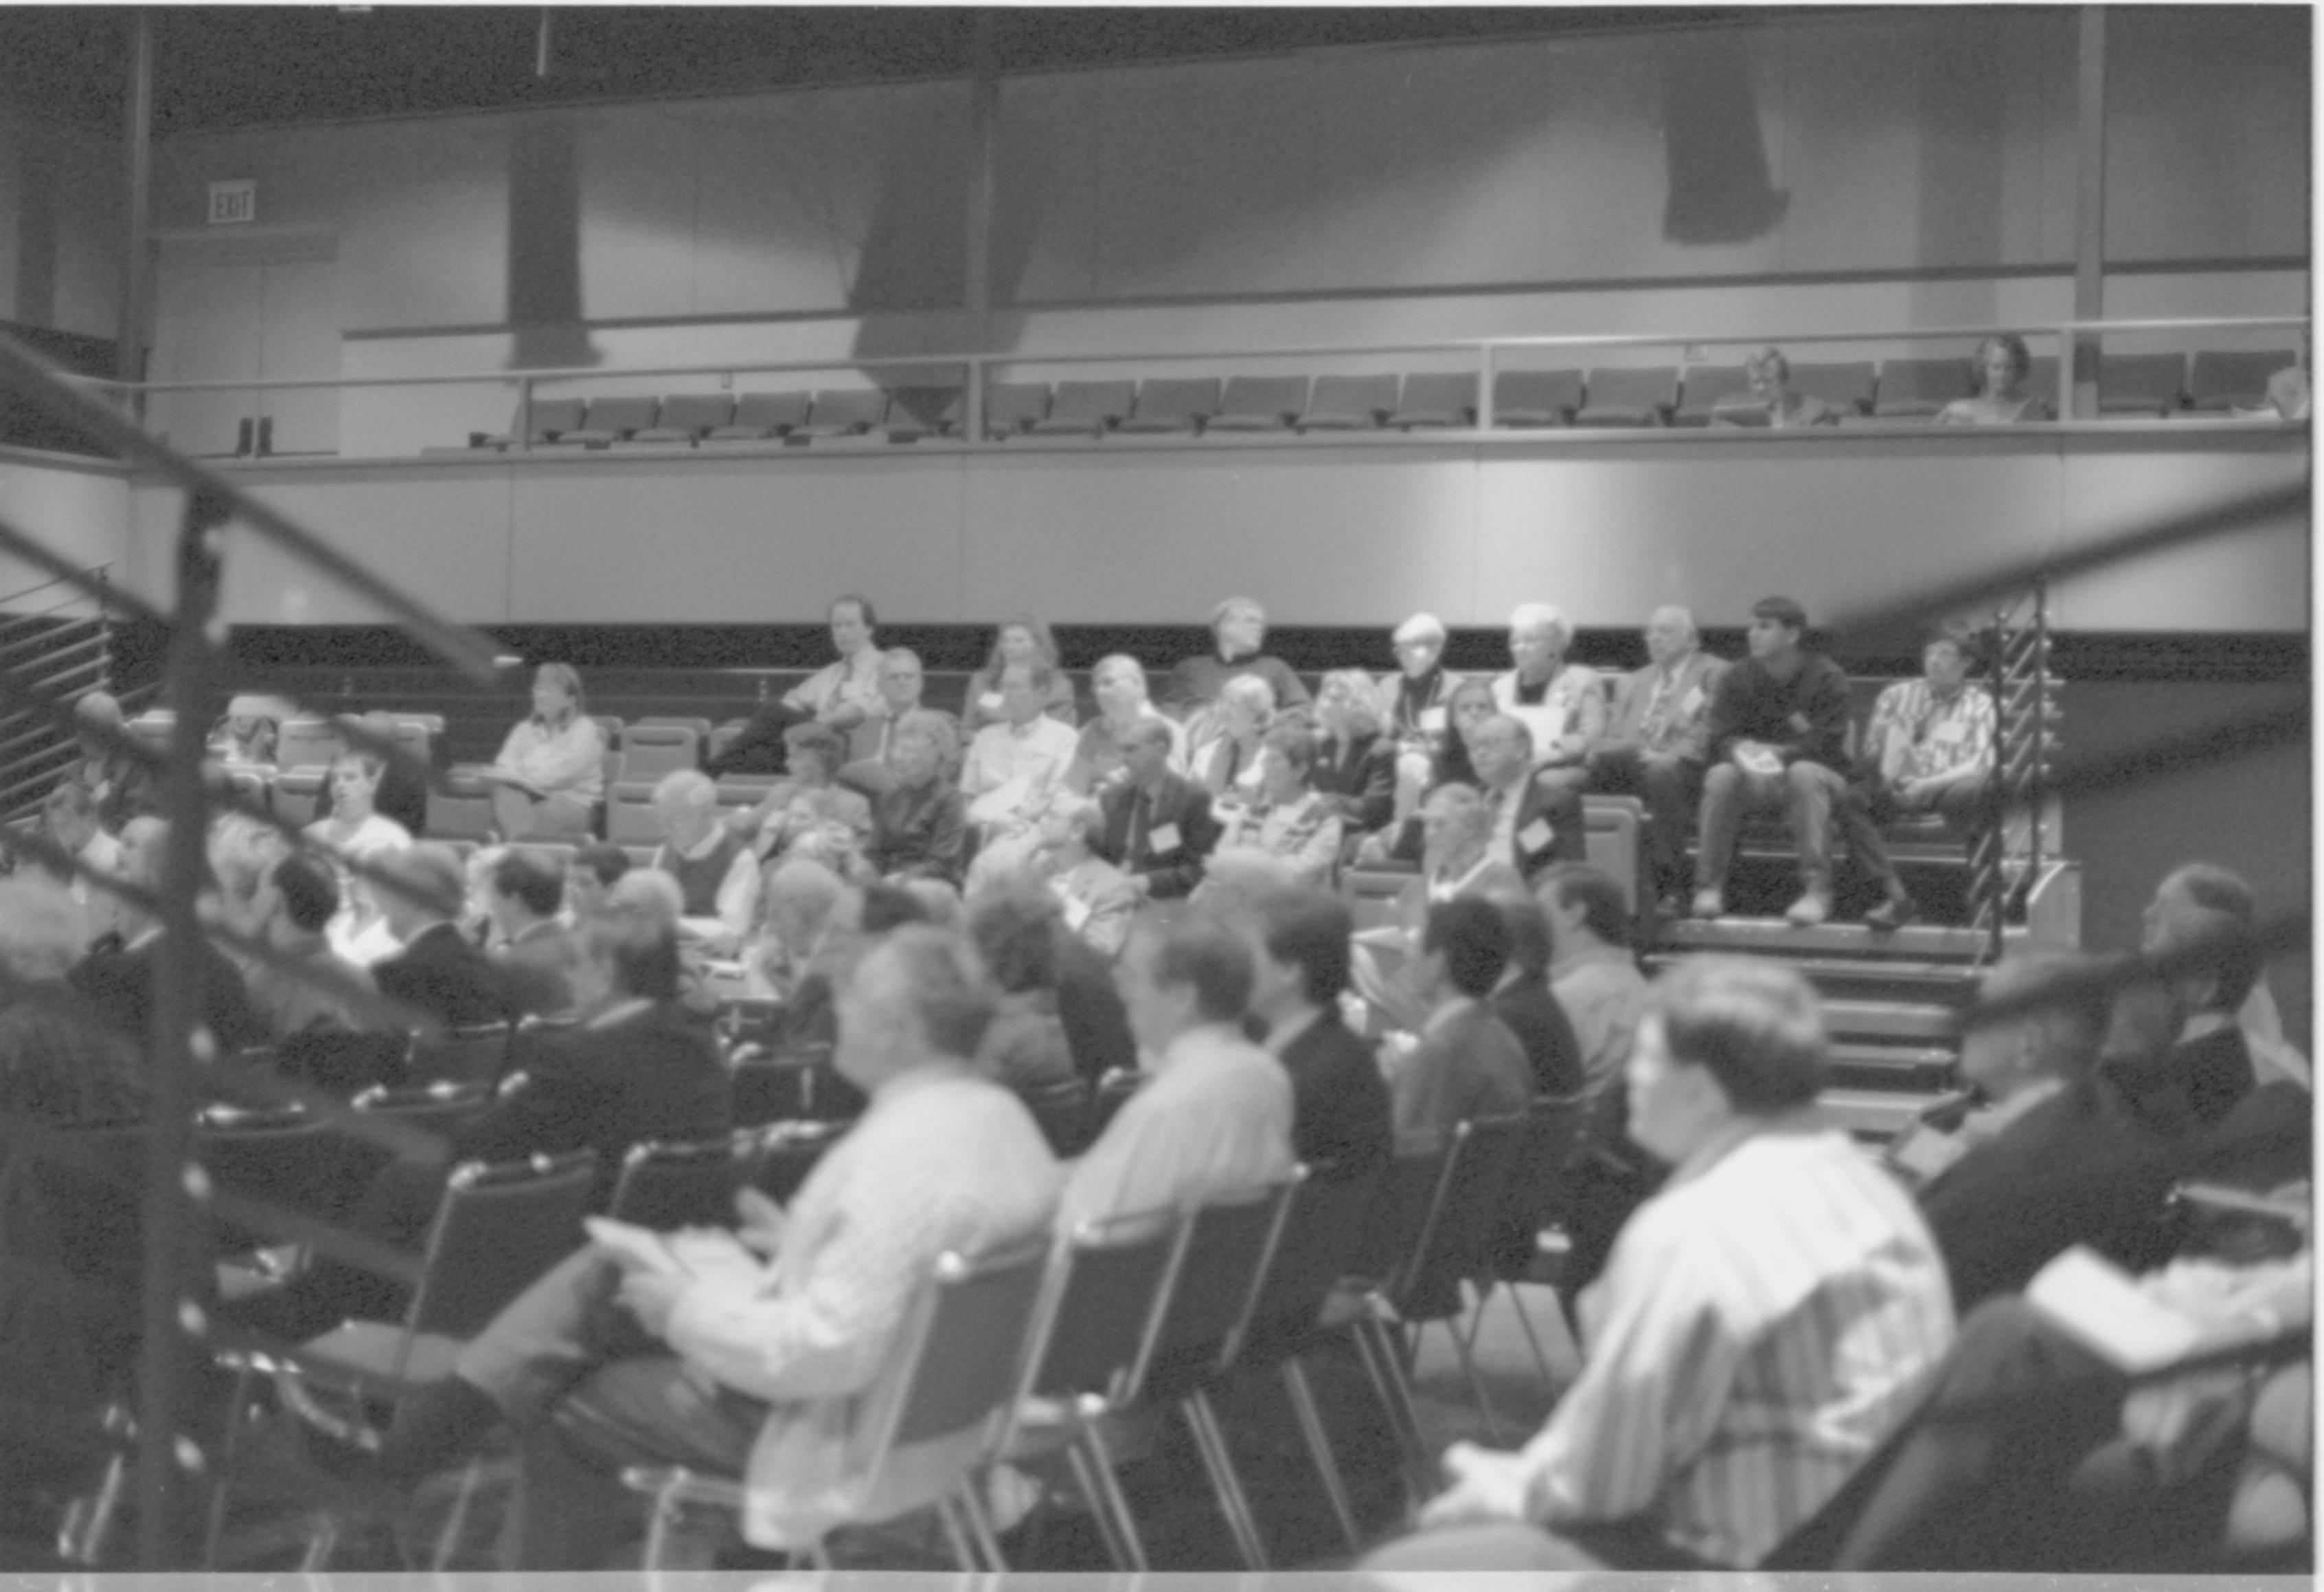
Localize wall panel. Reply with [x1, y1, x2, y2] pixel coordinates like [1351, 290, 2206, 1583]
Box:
[0, 452, 131, 606]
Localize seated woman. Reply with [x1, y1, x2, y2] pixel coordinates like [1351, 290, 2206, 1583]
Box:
[1185, 673, 1278, 799]
[486, 662, 607, 841]
[207, 707, 280, 766]
[1032, 795, 1139, 960]
[865, 709, 968, 886]
[304, 749, 413, 964]
[1310, 667, 1398, 838]
[1721, 345, 1842, 428]
[1063, 654, 1185, 794]
[725, 721, 872, 863]
[960, 615, 1078, 734]
[1938, 334, 2055, 425]
[1209, 723, 1344, 890]
[965, 884, 1077, 1095]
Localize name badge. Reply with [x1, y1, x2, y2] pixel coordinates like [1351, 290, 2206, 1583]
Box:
[1060, 894, 1092, 931]
[978, 692, 1005, 714]
[1518, 818, 1556, 856]
[1419, 707, 1447, 734]
[1679, 685, 1703, 718]
[1148, 822, 1182, 854]
[1889, 1124, 1968, 1183]
[1931, 720, 1968, 745]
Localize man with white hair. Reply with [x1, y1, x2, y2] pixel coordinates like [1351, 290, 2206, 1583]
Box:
[1493, 606, 1606, 821]
[1065, 653, 1185, 793]
[1588, 605, 1728, 914]
[648, 769, 758, 956]
[1163, 593, 1310, 715]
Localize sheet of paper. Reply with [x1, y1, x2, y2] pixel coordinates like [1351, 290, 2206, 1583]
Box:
[2026, 1246, 2205, 1374]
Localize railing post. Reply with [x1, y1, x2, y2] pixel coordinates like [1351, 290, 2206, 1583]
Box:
[517, 375, 534, 455]
[966, 356, 985, 448]
[135, 488, 231, 1569]
[1477, 344, 1496, 432]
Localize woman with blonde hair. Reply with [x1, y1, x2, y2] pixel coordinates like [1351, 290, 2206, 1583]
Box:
[486, 662, 607, 840]
[961, 615, 1077, 732]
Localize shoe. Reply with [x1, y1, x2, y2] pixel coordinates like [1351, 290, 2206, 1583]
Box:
[1691, 887, 1726, 920]
[1784, 891, 1832, 927]
[1865, 894, 1919, 932]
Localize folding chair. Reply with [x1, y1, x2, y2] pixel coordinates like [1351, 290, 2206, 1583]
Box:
[741, 1119, 847, 1205]
[604, 1134, 753, 1229]
[474, 396, 585, 450]
[795, 388, 888, 439]
[1029, 380, 1135, 437]
[549, 395, 659, 448]
[605, 782, 662, 845]
[1672, 364, 1753, 426]
[1464, 1092, 1592, 1387]
[622, 1234, 1054, 1570]
[617, 723, 700, 782]
[205, 1149, 600, 1569]
[1388, 372, 1479, 429]
[1118, 376, 1222, 434]
[1296, 373, 1398, 431]
[1492, 368, 1584, 427]
[275, 1029, 411, 1098]
[2187, 348, 2298, 412]
[628, 393, 733, 445]
[1574, 366, 1678, 427]
[1019, 1076, 1094, 1158]
[981, 381, 1051, 437]
[1873, 356, 1974, 420]
[702, 390, 811, 442]
[1790, 360, 1878, 417]
[2097, 352, 2189, 417]
[881, 384, 964, 441]
[1205, 375, 1309, 432]
[406, 1023, 513, 1089]
[196, 1102, 348, 1262]
[424, 769, 495, 843]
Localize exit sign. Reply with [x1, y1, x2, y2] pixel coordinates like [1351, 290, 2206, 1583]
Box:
[207, 180, 256, 225]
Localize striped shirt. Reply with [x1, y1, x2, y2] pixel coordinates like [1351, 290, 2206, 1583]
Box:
[1512, 1119, 1956, 1566]
[1867, 678, 1996, 786]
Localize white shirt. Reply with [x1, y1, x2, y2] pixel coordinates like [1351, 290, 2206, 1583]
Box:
[661, 1064, 1060, 1548]
[1060, 1021, 1295, 1230]
[961, 715, 1080, 824]
[662, 824, 760, 955]
[1466, 1121, 1956, 1566]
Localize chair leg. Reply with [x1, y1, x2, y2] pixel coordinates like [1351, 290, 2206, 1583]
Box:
[1504, 1284, 1558, 1390]
[428, 1454, 486, 1570]
[1351, 1321, 1432, 1505]
[1282, 1358, 1362, 1553]
[1077, 1420, 1149, 1572]
[638, 1475, 683, 1571]
[934, 1494, 979, 1571]
[1446, 1306, 1505, 1443]
[955, 1481, 1007, 1571]
[1183, 1391, 1268, 1569]
[1064, 1439, 1133, 1570]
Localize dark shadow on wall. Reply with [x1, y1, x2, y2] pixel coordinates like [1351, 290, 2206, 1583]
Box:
[1660, 40, 1790, 244]
[506, 111, 600, 369]
[849, 88, 1012, 368]
[12, 139, 57, 330]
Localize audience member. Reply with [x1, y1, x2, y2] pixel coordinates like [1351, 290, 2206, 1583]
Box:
[1095, 718, 1220, 901]
[207, 702, 282, 766]
[312, 709, 435, 837]
[369, 842, 512, 1031]
[835, 647, 949, 790]
[960, 659, 1079, 829]
[2264, 339, 2310, 421]
[705, 594, 887, 775]
[0, 878, 144, 1125]
[308, 749, 414, 961]
[1693, 595, 1915, 929]
[1367, 957, 1955, 1571]
[1720, 345, 1841, 428]
[2122, 863, 2264, 1131]
[1537, 864, 1645, 1098]
[1308, 668, 1397, 837]
[965, 885, 1078, 1095]
[1404, 783, 1526, 910]
[1063, 655, 1185, 794]
[1937, 333, 2055, 425]
[1379, 612, 1463, 827]
[865, 709, 968, 885]
[1491, 604, 1604, 793]
[1061, 915, 1295, 1228]
[58, 690, 157, 834]
[1386, 898, 1531, 1152]
[563, 843, 630, 921]
[486, 849, 578, 1019]
[1208, 722, 1343, 889]
[649, 769, 759, 956]
[1491, 894, 1586, 1098]
[1244, 886, 1392, 1179]
[36, 781, 124, 935]
[1032, 795, 1139, 959]
[961, 616, 1077, 731]
[1186, 673, 1277, 799]
[376, 926, 1059, 1569]
[749, 856, 846, 998]
[1164, 594, 1309, 714]
[726, 723, 872, 863]
[69, 816, 270, 1054]
[242, 852, 383, 1037]
[1587, 604, 1726, 913]
[485, 663, 607, 841]
[1862, 626, 1996, 830]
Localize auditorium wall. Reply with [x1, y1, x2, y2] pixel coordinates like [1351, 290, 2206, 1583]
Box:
[0, 109, 125, 340]
[122, 5, 2306, 460]
[0, 447, 130, 605]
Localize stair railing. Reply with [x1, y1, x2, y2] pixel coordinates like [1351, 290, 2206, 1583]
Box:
[1969, 576, 2059, 960]
[0, 562, 115, 822]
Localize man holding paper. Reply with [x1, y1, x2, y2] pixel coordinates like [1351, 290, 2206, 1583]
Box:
[375, 925, 1060, 1567]
[1588, 605, 1727, 916]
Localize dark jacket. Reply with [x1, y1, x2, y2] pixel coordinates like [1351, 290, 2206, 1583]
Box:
[1277, 1011, 1392, 1179]
[1492, 973, 1588, 1099]
[70, 930, 271, 1056]
[1054, 929, 1138, 1084]
[1704, 651, 1854, 771]
[867, 778, 968, 885]
[1310, 732, 1398, 834]
[1097, 772, 1221, 901]
[372, 920, 512, 1031]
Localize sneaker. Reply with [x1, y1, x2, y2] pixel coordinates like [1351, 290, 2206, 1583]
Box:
[1784, 891, 1832, 927]
[1865, 894, 1919, 932]
[1691, 887, 1726, 920]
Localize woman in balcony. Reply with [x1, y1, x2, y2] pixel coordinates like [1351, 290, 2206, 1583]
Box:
[960, 615, 1077, 734]
[1938, 334, 2055, 426]
[485, 663, 607, 841]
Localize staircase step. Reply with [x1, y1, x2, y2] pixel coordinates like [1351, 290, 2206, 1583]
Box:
[1828, 1043, 1957, 1092]
[1812, 1087, 1956, 1142]
[1648, 951, 1981, 1007]
[1656, 917, 1990, 962]
[1821, 1000, 1963, 1043]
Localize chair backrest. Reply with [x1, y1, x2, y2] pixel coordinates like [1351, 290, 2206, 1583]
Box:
[1240, 1161, 1384, 1367]
[606, 1134, 751, 1228]
[742, 1119, 847, 1204]
[1875, 356, 1974, 414]
[1490, 1093, 1592, 1282]
[1019, 1076, 1093, 1158]
[1789, 360, 1878, 415]
[885, 384, 964, 435]
[1014, 1205, 1189, 1420]
[408, 1022, 514, 1088]
[352, 1078, 494, 1140]
[654, 394, 733, 434]
[2097, 351, 2189, 414]
[1047, 379, 1135, 425]
[1393, 372, 1479, 425]
[1214, 374, 1309, 425]
[1343, 1141, 1448, 1287]
[983, 381, 1052, 434]
[580, 396, 659, 436]
[1393, 1115, 1529, 1319]
[514, 396, 586, 440]
[1301, 372, 1398, 427]
[618, 724, 700, 781]
[606, 784, 662, 845]
[806, 388, 888, 433]
[275, 718, 345, 773]
[2188, 348, 2296, 410]
[1492, 368, 1585, 422]
[729, 390, 812, 433]
[864, 1237, 1053, 1467]
[1580, 365, 1678, 415]
[274, 1027, 410, 1097]
[1129, 376, 1220, 427]
[1140, 1179, 1295, 1399]
[405, 1150, 600, 1346]
[194, 1105, 341, 1254]
[1674, 364, 1753, 423]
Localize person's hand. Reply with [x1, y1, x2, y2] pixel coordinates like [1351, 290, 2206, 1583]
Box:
[1128, 873, 1154, 899]
[733, 1186, 787, 1255]
[1732, 741, 1782, 777]
[615, 1267, 689, 1339]
[1415, 1442, 1530, 1530]
[1355, 832, 1391, 867]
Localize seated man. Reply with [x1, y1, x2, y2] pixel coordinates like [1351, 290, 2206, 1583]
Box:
[1093, 718, 1220, 902]
[1365, 957, 1955, 1571]
[834, 648, 961, 795]
[1245, 885, 1392, 1181]
[1060, 913, 1295, 1228]
[374, 926, 1061, 1569]
[562, 844, 630, 922]
[1064, 655, 1185, 794]
[1163, 593, 1310, 716]
[1372, 714, 1582, 882]
[1691, 595, 1915, 930]
[69, 815, 271, 1054]
[1309, 668, 1398, 839]
[57, 690, 157, 834]
[1861, 626, 1996, 832]
[865, 710, 970, 886]
[959, 659, 1079, 866]
[1033, 796, 1141, 961]
[648, 769, 758, 957]
[1490, 604, 1604, 801]
[369, 842, 512, 1032]
[1386, 898, 1533, 1153]
[484, 848, 578, 1019]
[2126, 863, 2266, 1132]
[242, 852, 384, 1038]
[727, 723, 873, 865]
[34, 781, 124, 937]
[1377, 612, 1466, 829]
[1586, 604, 1727, 915]
[705, 594, 887, 776]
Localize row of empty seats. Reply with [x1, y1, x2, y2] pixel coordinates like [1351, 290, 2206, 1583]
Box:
[458, 348, 2302, 448]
